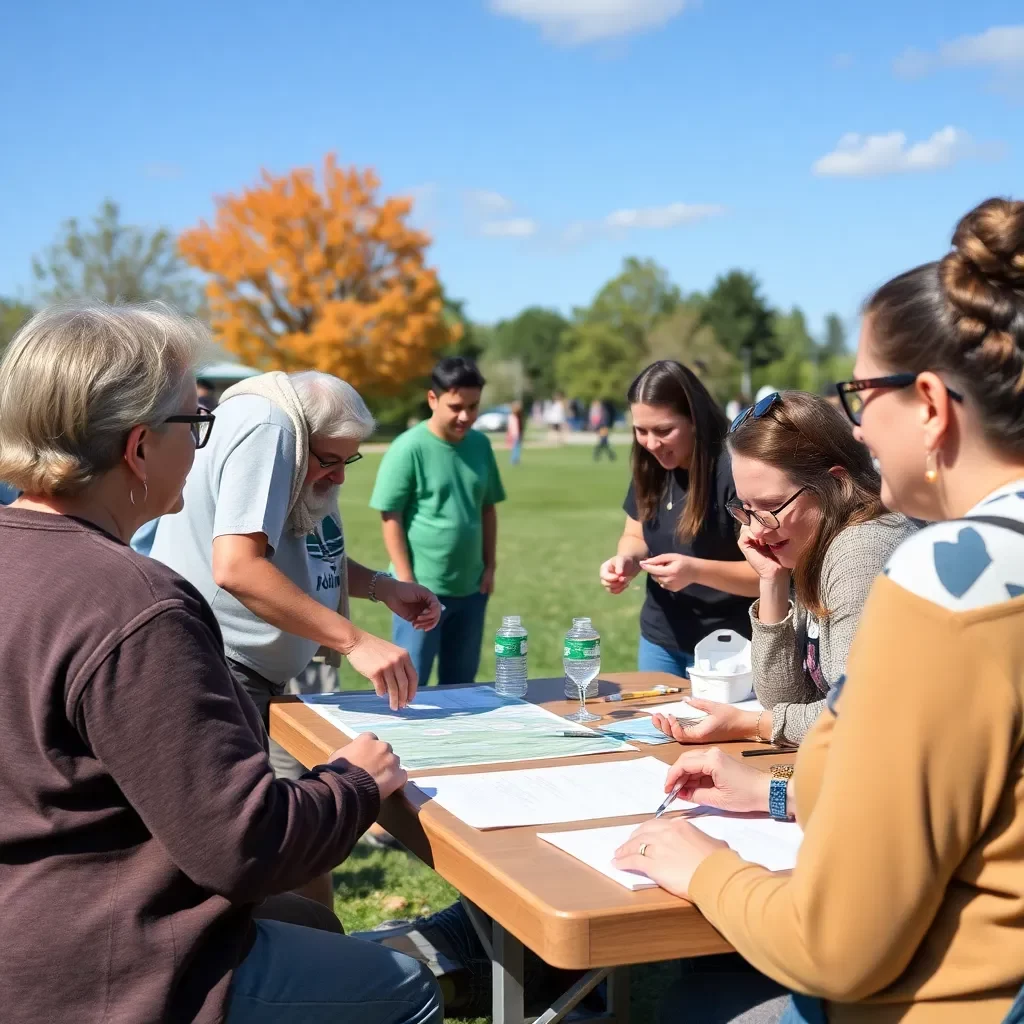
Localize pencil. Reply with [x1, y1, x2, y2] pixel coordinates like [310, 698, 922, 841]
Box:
[602, 686, 683, 702]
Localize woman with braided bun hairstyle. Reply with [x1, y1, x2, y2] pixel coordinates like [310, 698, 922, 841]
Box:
[611, 198, 1024, 1024]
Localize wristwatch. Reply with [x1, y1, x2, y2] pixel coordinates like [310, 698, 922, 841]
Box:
[368, 571, 392, 603]
[768, 778, 789, 821]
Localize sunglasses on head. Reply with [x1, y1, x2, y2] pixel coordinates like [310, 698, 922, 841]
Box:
[729, 392, 781, 433]
[835, 374, 964, 426]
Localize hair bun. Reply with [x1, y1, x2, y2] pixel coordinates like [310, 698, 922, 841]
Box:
[940, 198, 1024, 358]
[952, 197, 1024, 288]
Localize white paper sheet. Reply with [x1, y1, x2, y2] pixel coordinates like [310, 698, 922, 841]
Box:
[538, 815, 802, 890]
[412, 756, 693, 829]
[639, 697, 763, 720]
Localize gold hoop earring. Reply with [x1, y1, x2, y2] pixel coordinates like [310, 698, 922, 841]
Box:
[130, 481, 149, 506]
[924, 451, 938, 484]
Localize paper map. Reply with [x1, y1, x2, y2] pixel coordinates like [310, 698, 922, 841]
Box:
[300, 685, 633, 771]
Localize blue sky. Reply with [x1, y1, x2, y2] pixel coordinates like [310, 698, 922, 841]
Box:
[2, 1, 1022, 338]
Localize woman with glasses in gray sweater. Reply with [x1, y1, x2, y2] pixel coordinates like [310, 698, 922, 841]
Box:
[654, 391, 916, 748]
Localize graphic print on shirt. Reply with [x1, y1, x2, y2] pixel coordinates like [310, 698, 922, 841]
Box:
[803, 617, 828, 696]
[306, 515, 344, 593]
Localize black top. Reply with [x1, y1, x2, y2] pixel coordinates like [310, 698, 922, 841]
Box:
[624, 450, 753, 654]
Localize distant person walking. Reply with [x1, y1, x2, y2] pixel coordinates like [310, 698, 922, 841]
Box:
[506, 400, 523, 466]
[372, 357, 506, 686]
[593, 398, 616, 462]
[545, 393, 567, 444]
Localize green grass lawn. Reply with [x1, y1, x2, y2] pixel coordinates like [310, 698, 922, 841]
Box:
[330, 442, 679, 1023]
[336, 442, 645, 688]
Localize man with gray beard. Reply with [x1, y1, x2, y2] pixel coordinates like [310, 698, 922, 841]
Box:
[150, 370, 441, 794]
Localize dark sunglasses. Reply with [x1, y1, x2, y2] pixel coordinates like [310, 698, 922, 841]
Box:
[727, 488, 807, 531]
[835, 374, 964, 426]
[730, 391, 781, 433]
[164, 408, 215, 449]
[311, 450, 363, 470]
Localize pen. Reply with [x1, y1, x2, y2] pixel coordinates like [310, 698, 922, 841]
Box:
[556, 730, 599, 737]
[741, 747, 796, 757]
[602, 686, 682, 703]
[653, 783, 683, 818]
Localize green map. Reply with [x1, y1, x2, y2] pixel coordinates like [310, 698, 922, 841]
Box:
[301, 685, 632, 771]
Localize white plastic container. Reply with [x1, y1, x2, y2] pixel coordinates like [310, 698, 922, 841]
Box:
[687, 629, 754, 703]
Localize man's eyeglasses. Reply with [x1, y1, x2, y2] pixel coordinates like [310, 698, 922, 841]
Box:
[726, 488, 807, 531]
[311, 450, 364, 470]
[164, 409, 215, 449]
[730, 391, 781, 433]
[835, 374, 964, 427]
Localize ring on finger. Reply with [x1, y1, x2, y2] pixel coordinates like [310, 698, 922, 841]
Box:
[639, 842, 649, 857]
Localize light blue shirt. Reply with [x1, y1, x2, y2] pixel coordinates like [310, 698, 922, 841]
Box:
[150, 395, 344, 683]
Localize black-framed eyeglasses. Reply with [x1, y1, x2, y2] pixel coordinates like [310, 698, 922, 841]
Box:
[164, 408, 215, 449]
[311, 450, 363, 470]
[727, 488, 807, 531]
[835, 374, 964, 427]
[730, 391, 781, 433]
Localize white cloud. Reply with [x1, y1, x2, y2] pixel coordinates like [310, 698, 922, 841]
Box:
[604, 201, 726, 229]
[894, 25, 1024, 78]
[489, 0, 690, 45]
[464, 189, 516, 215]
[939, 25, 1024, 68]
[479, 217, 539, 238]
[812, 127, 983, 177]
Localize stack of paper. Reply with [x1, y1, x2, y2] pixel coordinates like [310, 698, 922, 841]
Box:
[538, 815, 802, 890]
[412, 756, 692, 829]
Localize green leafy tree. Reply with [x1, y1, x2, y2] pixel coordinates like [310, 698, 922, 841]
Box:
[822, 313, 848, 358]
[0, 298, 34, 356]
[753, 307, 821, 393]
[645, 301, 738, 401]
[555, 320, 639, 402]
[557, 258, 681, 399]
[32, 200, 202, 313]
[701, 270, 780, 369]
[493, 306, 569, 398]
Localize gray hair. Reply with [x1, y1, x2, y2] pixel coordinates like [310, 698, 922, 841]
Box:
[0, 301, 205, 496]
[289, 370, 375, 441]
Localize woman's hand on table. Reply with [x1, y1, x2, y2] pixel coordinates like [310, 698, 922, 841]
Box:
[664, 746, 772, 814]
[599, 554, 640, 595]
[612, 817, 727, 899]
[331, 732, 408, 799]
[651, 697, 763, 744]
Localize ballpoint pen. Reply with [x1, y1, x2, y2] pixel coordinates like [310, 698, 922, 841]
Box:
[653, 783, 683, 818]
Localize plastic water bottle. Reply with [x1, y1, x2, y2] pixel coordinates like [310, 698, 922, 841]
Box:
[494, 615, 529, 698]
[563, 617, 600, 700]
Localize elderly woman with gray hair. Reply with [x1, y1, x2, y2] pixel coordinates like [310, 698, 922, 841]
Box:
[0, 302, 443, 1024]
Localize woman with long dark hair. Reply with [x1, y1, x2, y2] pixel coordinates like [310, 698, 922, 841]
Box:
[600, 360, 758, 675]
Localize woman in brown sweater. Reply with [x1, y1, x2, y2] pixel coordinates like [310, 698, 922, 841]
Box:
[615, 197, 1024, 1023]
[0, 303, 442, 1024]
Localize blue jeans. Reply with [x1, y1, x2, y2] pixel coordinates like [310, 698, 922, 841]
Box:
[227, 919, 442, 1024]
[393, 591, 489, 686]
[1004, 981, 1024, 1023]
[637, 635, 695, 678]
[510, 439, 522, 465]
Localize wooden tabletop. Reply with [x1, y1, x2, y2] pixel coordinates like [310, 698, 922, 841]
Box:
[269, 671, 795, 970]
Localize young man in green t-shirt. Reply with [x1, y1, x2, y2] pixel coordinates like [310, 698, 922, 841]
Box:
[370, 357, 506, 685]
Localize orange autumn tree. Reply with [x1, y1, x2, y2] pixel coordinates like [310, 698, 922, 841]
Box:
[179, 154, 459, 395]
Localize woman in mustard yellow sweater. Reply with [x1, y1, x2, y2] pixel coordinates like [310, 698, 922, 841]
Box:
[615, 196, 1024, 1024]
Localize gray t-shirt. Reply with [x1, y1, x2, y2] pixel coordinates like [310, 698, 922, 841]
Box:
[150, 395, 344, 683]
